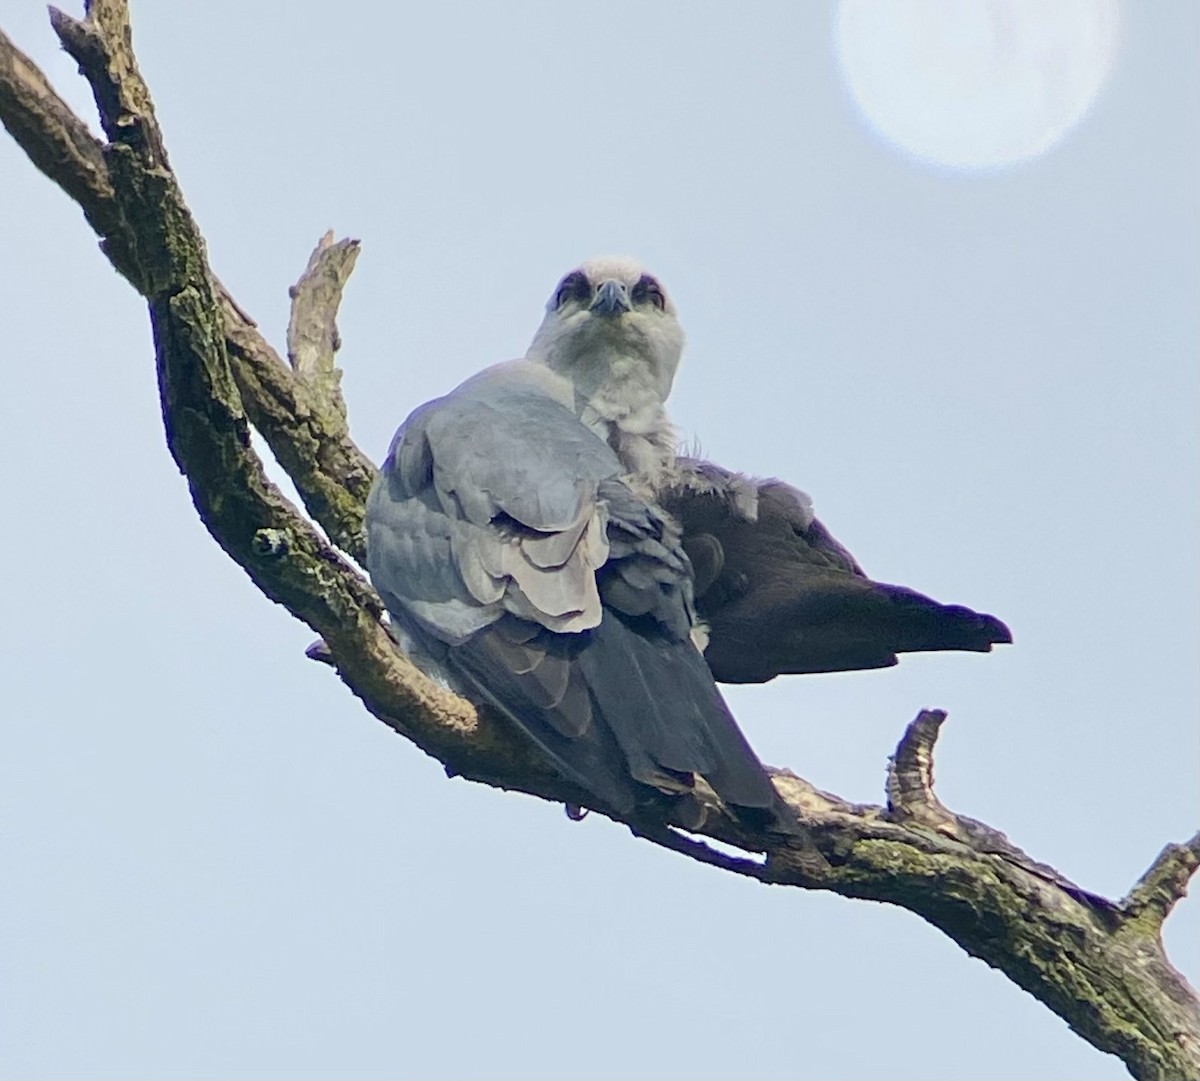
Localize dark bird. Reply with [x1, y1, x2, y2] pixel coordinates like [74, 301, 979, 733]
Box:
[661, 459, 1012, 684]
[366, 259, 775, 817]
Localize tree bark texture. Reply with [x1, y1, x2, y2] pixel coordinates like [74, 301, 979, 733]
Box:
[1, 4, 1196, 1077]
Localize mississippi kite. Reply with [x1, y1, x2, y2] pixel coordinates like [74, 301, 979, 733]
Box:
[366, 258, 776, 818]
[661, 460, 1012, 683]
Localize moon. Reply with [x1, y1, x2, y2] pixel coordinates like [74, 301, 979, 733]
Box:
[834, 0, 1122, 171]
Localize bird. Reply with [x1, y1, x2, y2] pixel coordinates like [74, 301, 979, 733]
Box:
[659, 459, 1012, 684]
[365, 258, 776, 819]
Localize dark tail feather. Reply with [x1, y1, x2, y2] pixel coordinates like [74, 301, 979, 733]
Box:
[446, 612, 775, 814]
[578, 611, 776, 811]
[444, 621, 644, 815]
[703, 574, 1012, 683]
[871, 582, 1013, 655]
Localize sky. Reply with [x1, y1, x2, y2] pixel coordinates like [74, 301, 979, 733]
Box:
[1, 2, 1196, 1079]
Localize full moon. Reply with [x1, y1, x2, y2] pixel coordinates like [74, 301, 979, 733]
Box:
[834, 0, 1122, 171]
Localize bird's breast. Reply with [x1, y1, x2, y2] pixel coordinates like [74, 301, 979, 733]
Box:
[579, 396, 676, 489]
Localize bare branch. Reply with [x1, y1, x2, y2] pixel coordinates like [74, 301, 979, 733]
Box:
[223, 286, 376, 563]
[887, 712, 1120, 912]
[0, 21, 375, 562]
[1123, 832, 1200, 931]
[887, 708, 953, 826]
[288, 231, 359, 393]
[0, 23, 105, 195]
[0, 20, 135, 278]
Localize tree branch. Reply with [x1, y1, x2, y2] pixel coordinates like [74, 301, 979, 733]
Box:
[0, 16, 376, 562]
[2, 7, 1197, 1078]
[1123, 832, 1200, 931]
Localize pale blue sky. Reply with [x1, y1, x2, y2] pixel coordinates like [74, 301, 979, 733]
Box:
[2, 3, 1196, 1079]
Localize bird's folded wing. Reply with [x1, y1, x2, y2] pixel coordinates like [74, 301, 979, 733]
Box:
[366, 373, 775, 813]
[368, 367, 623, 641]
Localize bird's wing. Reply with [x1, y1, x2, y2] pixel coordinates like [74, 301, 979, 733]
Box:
[367, 363, 617, 641]
[366, 368, 774, 814]
[663, 459, 1011, 684]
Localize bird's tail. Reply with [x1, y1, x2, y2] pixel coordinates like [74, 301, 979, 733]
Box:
[871, 582, 1013, 656]
[447, 610, 777, 817]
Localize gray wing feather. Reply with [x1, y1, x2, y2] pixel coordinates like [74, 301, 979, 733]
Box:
[370, 367, 619, 639]
[426, 396, 610, 531]
[366, 363, 775, 814]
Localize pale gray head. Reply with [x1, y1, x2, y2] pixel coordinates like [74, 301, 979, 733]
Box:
[525, 256, 685, 404]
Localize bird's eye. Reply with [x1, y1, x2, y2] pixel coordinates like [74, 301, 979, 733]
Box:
[631, 274, 666, 311]
[554, 270, 592, 309]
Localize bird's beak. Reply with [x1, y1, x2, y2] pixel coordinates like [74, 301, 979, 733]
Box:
[589, 279, 632, 317]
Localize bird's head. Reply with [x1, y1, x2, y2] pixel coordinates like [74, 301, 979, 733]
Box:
[525, 257, 685, 403]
